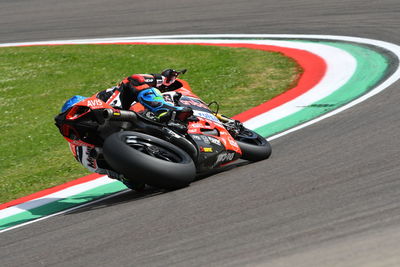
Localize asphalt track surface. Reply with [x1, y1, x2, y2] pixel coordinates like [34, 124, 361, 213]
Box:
[1, 0, 400, 266]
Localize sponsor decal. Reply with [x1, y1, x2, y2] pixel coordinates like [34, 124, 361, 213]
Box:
[190, 123, 203, 128]
[208, 136, 222, 146]
[193, 110, 221, 124]
[200, 147, 213, 152]
[191, 135, 202, 140]
[87, 99, 105, 107]
[86, 149, 97, 169]
[227, 137, 239, 149]
[214, 152, 235, 166]
[180, 98, 210, 110]
[201, 135, 210, 144]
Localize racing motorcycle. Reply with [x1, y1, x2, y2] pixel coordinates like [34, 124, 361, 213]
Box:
[55, 81, 271, 190]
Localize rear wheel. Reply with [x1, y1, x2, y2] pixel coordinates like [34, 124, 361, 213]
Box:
[103, 131, 196, 190]
[235, 128, 271, 161]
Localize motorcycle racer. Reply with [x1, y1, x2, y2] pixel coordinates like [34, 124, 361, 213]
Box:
[97, 69, 192, 120]
[60, 69, 193, 189]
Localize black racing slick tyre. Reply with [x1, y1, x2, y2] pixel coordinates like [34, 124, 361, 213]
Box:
[235, 128, 272, 162]
[103, 131, 196, 190]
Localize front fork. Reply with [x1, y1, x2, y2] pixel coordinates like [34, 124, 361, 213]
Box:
[215, 113, 243, 138]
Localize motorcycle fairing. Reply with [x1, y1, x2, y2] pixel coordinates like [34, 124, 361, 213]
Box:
[55, 97, 115, 146]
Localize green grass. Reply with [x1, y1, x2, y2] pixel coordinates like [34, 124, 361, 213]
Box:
[0, 44, 301, 204]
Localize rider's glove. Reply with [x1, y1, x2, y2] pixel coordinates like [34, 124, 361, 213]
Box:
[161, 69, 179, 86]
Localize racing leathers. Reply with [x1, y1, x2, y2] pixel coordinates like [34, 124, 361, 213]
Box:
[97, 72, 191, 119]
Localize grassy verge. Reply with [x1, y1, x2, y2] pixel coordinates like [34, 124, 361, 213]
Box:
[0, 44, 301, 204]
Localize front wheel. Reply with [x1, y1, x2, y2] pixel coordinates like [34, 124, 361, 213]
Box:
[103, 131, 196, 190]
[235, 128, 272, 162]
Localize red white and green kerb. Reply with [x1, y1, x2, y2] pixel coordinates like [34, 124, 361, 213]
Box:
[1, 34, 400, 232]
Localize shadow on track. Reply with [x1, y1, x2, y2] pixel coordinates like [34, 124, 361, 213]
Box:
[65, 160, 251, 215]
[64, 188, 162, 215]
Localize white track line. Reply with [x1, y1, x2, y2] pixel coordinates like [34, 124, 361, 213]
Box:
[0, 176, 113, 220]
[1, 34, 400, 233]
[0, 189, 129, 234]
